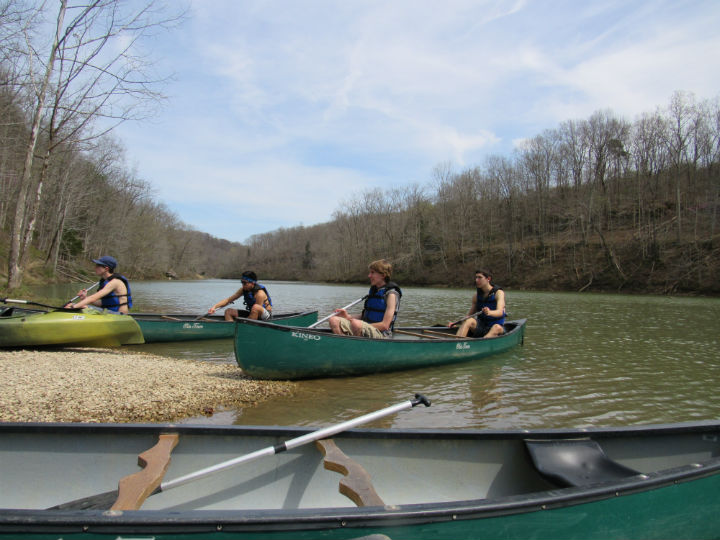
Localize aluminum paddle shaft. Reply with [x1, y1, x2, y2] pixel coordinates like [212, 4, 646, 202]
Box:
[308, 295, 368, 329]
[161, 394, 431, 492]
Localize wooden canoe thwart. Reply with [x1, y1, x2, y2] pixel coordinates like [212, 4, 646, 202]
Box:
[233, 318, 527, 379]
[316, 439, 385, 507]
[1, 420, 719, 539]
[112, 433, 180, 511]
[130, 310, 318, 343]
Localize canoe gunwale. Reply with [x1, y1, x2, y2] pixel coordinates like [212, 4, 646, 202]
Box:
[131, 309, 318, 323]
[132, 309, 318, 343]
[1, 456, 718, 534]
[235, 318, 527, 342]
[0, 420, 718, 535]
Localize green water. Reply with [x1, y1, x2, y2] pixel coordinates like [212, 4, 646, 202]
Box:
[35, 279, 720, 430]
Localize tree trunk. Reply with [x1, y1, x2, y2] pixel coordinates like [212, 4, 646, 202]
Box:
[6, 0, 66, 289]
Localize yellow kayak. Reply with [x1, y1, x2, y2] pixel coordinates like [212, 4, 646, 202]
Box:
[0, 307, 144, 347]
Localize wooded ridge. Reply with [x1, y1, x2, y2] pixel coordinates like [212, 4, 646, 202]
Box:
[226, 91, 720, 296]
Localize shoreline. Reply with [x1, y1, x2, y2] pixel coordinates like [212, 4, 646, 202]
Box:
[0, 348, 296, 423]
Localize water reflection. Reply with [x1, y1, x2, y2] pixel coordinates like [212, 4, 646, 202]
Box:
[30, 281, 720, 429]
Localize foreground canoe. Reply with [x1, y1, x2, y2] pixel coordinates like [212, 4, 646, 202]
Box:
[0, 419, 719, 539]
[131, 309, 318, 343]
[234, 318, 526, 379]
[0, 306, 144, 347]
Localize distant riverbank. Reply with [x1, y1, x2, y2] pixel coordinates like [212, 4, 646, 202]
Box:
[0, 348, 296, 423]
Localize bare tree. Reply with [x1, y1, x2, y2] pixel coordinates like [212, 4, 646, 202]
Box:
[6, 0, 183, 289]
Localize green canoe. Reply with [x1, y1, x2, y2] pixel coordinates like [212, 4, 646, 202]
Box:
[233, 318, 526, 379]
[131, 309, 318, 343]
[0, 306, 144, 347]
[1, 419, 719, 539]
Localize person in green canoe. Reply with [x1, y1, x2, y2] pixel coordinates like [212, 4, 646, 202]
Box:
[452, 269, 506, 338]
[329, 259, 402, 338]
[207, 270, 272, 322]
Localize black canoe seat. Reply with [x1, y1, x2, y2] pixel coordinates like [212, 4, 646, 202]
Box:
[525, 439, 640, 488]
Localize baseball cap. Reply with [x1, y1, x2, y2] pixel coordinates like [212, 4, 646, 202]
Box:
[92, 255, 117, 271]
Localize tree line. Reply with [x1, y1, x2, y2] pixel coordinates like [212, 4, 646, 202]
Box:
[236, 91, 719, 295]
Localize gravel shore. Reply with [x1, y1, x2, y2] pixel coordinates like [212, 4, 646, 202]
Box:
[0, 348, 296, 423]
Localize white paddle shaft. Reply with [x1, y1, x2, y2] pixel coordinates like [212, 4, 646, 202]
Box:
[161, 396, 425, 492]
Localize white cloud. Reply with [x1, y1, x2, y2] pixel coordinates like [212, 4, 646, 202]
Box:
[113, 0, 720, 242]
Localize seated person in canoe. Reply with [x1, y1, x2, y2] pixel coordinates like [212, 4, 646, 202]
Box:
[329, 259, 402, 339]
[452, 269, 506, 338]
[208, 271, 272, 322]
[67, 255, 133, 314]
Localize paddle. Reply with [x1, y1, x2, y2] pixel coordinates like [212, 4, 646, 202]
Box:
[447, 310, 482, 327]
[67, 281, 100, 304]
[0, 298, 83, 311]
[1, 282, 100, 312]
[308, 295, 369, 329]
[50, 393, 431, 510]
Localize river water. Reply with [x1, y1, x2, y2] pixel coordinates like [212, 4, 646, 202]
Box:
[38, 279, 720, 430]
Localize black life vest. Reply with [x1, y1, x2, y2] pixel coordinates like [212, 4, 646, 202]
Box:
[243, 284, 272, 310]
[98, 274, 132, 311]
[361, 281, 402, 330]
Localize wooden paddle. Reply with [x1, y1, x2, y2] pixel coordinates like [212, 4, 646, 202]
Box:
[447, 310, 482, 327]
[49, 394, 431, 511]
[196, 303, 244, 321]
[308, 295, 369, 329]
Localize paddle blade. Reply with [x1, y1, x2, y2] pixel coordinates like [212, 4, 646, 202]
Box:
[48, 489, 119, 511]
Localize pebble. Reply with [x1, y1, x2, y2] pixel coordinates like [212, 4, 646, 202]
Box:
[0, 348, 296, 423]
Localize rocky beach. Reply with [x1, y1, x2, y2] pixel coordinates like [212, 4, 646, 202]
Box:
[0, 348, 296, 423]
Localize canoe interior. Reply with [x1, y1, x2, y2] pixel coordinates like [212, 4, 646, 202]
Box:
[0, 306, 46, 318]
[251, 320, 525, 341]
[1, 421, 719, 512]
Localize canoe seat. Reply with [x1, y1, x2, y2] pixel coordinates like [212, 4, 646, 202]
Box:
[524, 439, 640, 487]
[316, 439, 385, 507]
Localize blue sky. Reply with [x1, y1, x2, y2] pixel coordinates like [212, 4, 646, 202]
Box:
[114, 0, 720, 243]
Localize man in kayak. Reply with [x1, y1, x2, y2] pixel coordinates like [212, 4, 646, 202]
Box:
[208, 271, 272, 322]
[67, 255, 132, 314]
[329, 259, 402, 338]
[452, 269, 506, 338]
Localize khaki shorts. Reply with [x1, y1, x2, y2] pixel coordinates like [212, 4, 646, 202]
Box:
[336, 318, 386, 339]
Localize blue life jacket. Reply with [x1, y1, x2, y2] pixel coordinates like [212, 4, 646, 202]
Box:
[98, 274, 132, 312]
[361, 282, 402, 330]
[476, 286, 505, 326]
[243, 284, 272, 310]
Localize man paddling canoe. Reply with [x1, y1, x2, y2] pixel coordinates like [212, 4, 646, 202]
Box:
[452, 269, 506, 338]
[208, 270, 272, 322]
[329, 259, 402, 338]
